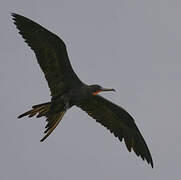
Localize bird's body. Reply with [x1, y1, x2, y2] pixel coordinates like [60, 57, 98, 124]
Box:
[12, 13, 153, 167]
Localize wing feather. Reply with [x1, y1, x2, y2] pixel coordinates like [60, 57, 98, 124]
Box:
[77, 95, 153, 167]
[12, 13, 82, 97]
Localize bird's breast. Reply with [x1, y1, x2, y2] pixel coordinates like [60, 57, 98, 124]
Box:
[67, 88, 91, 106]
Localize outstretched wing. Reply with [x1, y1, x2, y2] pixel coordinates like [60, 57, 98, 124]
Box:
[77, 95, 153, 168]
[12, 13, 82, 97]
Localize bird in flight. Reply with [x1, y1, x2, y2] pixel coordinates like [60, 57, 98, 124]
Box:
[12, 13, 153, 168]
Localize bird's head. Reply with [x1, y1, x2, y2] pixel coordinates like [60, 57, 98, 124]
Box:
[89, 84, 115, 95]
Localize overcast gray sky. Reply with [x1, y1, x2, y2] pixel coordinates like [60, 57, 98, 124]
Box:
[0, 0, 180, 179]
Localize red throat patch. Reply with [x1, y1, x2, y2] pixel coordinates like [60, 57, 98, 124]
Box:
[93, 90, 102, 95]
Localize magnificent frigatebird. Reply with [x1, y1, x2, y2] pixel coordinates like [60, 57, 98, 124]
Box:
[12, 13, 153, 168]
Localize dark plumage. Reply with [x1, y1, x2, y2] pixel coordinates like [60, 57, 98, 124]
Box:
[12, 13, 153, 168]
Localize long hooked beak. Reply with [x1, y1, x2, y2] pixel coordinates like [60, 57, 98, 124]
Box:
[101, 87, 116, 92]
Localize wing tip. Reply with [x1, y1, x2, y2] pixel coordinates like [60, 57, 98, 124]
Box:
[11, 12, 18, 21]
[141, 148, 154, 168]
[148, 157, 154, 168]
[11, 13, 20, 29]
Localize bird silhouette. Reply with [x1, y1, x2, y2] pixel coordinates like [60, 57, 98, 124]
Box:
[12, 13, 153, 168]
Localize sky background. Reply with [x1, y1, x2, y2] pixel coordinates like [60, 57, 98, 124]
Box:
[0, 0, 181, 179]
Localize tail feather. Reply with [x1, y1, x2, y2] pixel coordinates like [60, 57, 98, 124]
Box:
[18, 102, 51, 119]
[32, 102, 51, 109]
[36, 108, 49, 118]
[40, 111, 66, 142]
[18, 102, 66, 142]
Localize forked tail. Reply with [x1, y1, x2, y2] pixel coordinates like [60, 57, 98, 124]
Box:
[18, 102, 66, 141]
